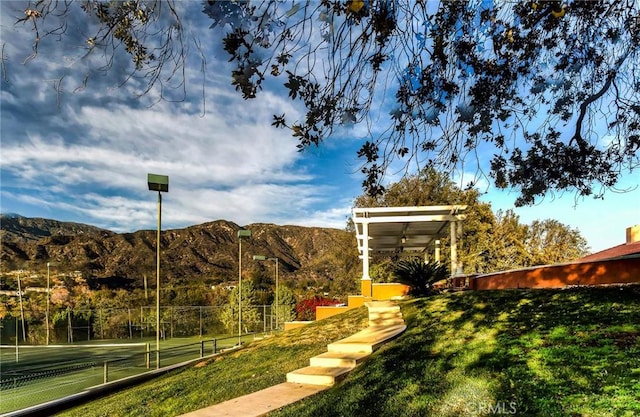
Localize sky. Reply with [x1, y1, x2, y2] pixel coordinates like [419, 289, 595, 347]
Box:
[1, 1, 639, 254]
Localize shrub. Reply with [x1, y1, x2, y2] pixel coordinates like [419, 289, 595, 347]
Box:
[295, 296, 341, 321]
[393, 259, 449, 296]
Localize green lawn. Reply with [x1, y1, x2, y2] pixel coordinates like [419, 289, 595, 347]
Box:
[274, 286, 640, 417]
[58, 286, 640, 417]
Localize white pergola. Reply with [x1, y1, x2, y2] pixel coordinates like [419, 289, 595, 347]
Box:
[352, 206, 467, 293]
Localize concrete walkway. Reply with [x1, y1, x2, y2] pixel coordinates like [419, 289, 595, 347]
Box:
[178, 301, 406, 417]
[177, 382, 327, 417]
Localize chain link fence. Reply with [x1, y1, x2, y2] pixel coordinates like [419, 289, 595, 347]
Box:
[0, 304, 281, 345]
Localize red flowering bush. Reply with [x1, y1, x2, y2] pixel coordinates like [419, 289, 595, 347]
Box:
[296, 296, 342, 321]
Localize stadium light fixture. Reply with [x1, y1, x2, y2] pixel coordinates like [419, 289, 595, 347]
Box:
[148, 173, 168, 368]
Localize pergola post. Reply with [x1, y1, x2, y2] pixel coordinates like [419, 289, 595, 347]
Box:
[435, 240, 441, 263]
[450, 221, 457, 275]
[361, 221, 372, 297]
[450, 221, 464, 276]
[456, 220, 463, 275]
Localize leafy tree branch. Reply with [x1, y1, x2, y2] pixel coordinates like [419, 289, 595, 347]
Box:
[9, 0, 640, 205]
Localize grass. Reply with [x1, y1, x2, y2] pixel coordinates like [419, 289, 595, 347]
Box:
[57, 286, 640, 416]
[272, 285, 640, 417]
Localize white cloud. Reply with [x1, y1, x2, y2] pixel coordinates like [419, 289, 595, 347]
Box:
[57, 194, 153, 231]
[285, 203, 354, 230]
[0, 72, 347, 232]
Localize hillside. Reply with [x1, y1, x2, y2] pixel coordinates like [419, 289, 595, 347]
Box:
[59, 285, 640, 417]
[0, 213, 113, 240]
[0, 214, 360, 292]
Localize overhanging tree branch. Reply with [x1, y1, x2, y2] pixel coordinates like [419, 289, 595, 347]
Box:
[572, 47, 632, 151]
[9, 0, 640, 205]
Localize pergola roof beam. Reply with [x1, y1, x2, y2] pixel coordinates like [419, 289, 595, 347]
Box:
[352, 205, 467, 214]
[354, 214, 466, 223]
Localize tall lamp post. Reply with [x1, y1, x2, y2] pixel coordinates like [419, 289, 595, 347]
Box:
[147, 173, 168, 369]
[237, 229, 252, 346]
[252, 255, 279, 330]
[17, 270, 26, 342]
[45, 262, 53, 345]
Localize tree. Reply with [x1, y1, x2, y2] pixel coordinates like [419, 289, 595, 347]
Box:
[490, 209, 531, 271]
[368, 258, 396, 283]
[273, 285, 296, 329]
[249, 267, 274, 305]
[90, 288, 135, 339]
[219, 281, 261, 334]
[525, 219, 590, 265]
[10, 1, 639, 205]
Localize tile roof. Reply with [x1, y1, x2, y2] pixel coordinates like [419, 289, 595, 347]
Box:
[578, 240, 640, 262]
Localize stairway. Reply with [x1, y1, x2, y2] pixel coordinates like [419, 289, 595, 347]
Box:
[286, 301, 406, 386]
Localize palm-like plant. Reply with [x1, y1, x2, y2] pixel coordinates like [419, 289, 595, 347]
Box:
[393, 259, 449, 297]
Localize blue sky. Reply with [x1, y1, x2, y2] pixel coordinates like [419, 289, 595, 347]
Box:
[1, 1, 638, 254]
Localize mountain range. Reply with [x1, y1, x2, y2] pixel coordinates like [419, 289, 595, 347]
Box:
[0, 214, 360, 293]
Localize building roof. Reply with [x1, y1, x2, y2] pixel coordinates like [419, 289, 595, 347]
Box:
[578, 240, 640, 262]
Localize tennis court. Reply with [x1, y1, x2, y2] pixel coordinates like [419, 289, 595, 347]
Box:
[0, 334, 247, 414]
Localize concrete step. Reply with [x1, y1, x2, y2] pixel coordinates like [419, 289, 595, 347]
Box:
[286, 302, 407, 388]
[369, 317, 406, 327]
[327, 324, 407, 353]
[369, 310, 403, 319]
[369, 310, 403, 322]
[366, 301, 403, 327]
[366, 304, 401, 315]
[309, 351, 370, 368]
[365, 300, 398, 308]
[286, 366, 353, 386]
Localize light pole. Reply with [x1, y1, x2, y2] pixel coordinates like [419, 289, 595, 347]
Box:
[252, 255, 279, 330]
[237, 229, 252, 346]
[148, 173, 168, 369]
[17, 270, 26, 342]
[46, 262, 50, 345]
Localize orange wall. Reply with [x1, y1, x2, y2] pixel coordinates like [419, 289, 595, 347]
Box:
[348, 295, 367, 308]
[471, 256, 640, 290]
[315, 305, 350, 321]
[372, 283, 410, 300]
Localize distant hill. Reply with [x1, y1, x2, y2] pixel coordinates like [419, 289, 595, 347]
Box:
[0, 214, 360, 293]
[0, 213, 113, 240]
